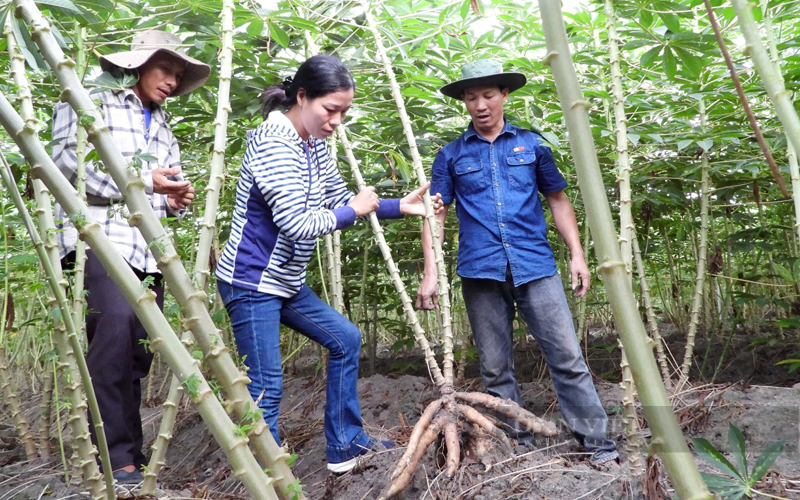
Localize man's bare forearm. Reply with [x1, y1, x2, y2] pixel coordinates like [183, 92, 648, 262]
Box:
[422, 206, 448, 278]
[546, 191, 584, 259]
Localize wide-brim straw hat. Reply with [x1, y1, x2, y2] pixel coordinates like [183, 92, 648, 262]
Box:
[100, 30, 211, 97]
[440, 59, 526, 100]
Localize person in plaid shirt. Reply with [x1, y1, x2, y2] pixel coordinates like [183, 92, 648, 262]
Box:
[52, 30, 209, 484]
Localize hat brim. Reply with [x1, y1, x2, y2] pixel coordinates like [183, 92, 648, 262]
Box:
[100, 48, 211, 96]
[440, 73, 527, 100]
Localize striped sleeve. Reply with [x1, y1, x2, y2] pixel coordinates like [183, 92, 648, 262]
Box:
[317, 141, 355, 211]
[250, 135, 353, 241]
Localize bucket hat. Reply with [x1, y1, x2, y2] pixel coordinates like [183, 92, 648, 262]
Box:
[99, 30, 211, 96]
[440, 59, 526, 100]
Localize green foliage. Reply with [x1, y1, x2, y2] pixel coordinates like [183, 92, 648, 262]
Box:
[692, 423, 785, 499]
[77, 112, 95, 129]
[286, 479, 305, 500]
[140, 275, 155, 289]
[241, 402, 261, 424]
[233, 423, 254, 438]
[775, 356, 800, 373]
[129, 149, 157, 174]
[86, 71, 138, 93]
[66, 212, 88, 229]
[138, 337, 151, 353]
[145, 235, 167, 255]
[182, 373, 201, 399]
[208, 378, 222, 398]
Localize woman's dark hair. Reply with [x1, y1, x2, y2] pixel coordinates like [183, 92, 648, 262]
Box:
[260, 55, 355, 118]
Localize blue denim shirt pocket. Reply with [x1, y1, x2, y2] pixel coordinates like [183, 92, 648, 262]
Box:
[507, 152, 537, 188]
[453, 158, 486, 195]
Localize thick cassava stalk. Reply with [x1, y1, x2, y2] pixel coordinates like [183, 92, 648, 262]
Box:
[140, 333, 189, 494]
[731, 0, 800, 162]
[336, 127, 445, 386]
[361, 0, 455, 383]
[193, 0, 233, 294]
[537, 2, 713, 498]
[0, 348, 37, 460]
[790, 143, 800, 246]
[333, 231, 343, 311]
[11, 2, 301, 496]
[678, 100, 711, 385]
[605, 0, 634, 274]
[1, 150, 112, 498]
[760, 0, 800, 248]
[71, 26, 88, 339]
[602, 1, 643, 471]
[618, 347, 643, 470]
[632, 233, 673, 383]
[5, 20, 105, 495]
[326, 137, 344, 314]
[704, 0, 788, 198]
[38, 360, 54, 459]
[3, 21, 38, 465]
[0, 94, 279, 500]
[145, 1, 236, 491]
[141, 373, 182, 492]
[323, 234, 337, 304]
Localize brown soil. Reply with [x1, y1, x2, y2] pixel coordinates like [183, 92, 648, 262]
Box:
[1, 329, 798, 500]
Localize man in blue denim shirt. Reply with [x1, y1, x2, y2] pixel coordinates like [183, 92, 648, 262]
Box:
[416, 60, 618, 465]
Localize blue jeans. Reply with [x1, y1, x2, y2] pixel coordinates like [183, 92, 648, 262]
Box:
[461, 271, 617, 455]
[217, 281, 372, 463]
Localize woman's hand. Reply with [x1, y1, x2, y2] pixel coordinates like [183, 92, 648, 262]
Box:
[347, 186, 380, 216]
[400, 182, 443, 217]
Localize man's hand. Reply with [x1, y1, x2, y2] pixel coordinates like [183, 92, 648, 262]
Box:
[168, 189, 195, 210]
[570, 255, 591, 298]
[400, 182, 444, 217]
[415, 275, 439, 310]
[152, 167, 194, 210]
[152, 167, 191, 195]
[347, 186, 380, 216]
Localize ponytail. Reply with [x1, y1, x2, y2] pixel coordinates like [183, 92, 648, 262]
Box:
[258, 55, 354, 119]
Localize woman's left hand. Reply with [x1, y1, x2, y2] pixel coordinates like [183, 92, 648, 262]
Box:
[399, 181, 444, 217]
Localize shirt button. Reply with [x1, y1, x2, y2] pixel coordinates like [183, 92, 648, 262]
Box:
[501, 223, 506, 227]
[505, 243, 510, 247]
[495, 183, 499, 187]
[497, 202, 502, 206]
[520, 158, 524, 163]
[468, 167, 472, 170]
[493, 163, 497, 166]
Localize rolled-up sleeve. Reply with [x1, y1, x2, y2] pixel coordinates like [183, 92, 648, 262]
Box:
[535, 145, 568, 194]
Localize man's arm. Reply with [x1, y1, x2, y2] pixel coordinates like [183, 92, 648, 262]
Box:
[415, 203, 449, 310]
[162, 135, 194, 213]
[544, 190, 590, 298]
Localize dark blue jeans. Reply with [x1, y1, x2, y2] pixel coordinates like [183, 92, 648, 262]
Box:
[217, 281, 372, 463]
[461, 271, 617, 455]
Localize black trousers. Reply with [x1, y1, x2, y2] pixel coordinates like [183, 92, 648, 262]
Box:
[82, 250, 163, 470]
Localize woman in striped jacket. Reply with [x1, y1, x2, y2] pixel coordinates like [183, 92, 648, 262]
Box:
[216, 55, 441, 473]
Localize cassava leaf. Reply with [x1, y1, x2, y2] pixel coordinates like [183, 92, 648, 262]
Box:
[727, 424, 748, 483]
[749, 440, 784, 484]
[692, 437, 744, 480]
